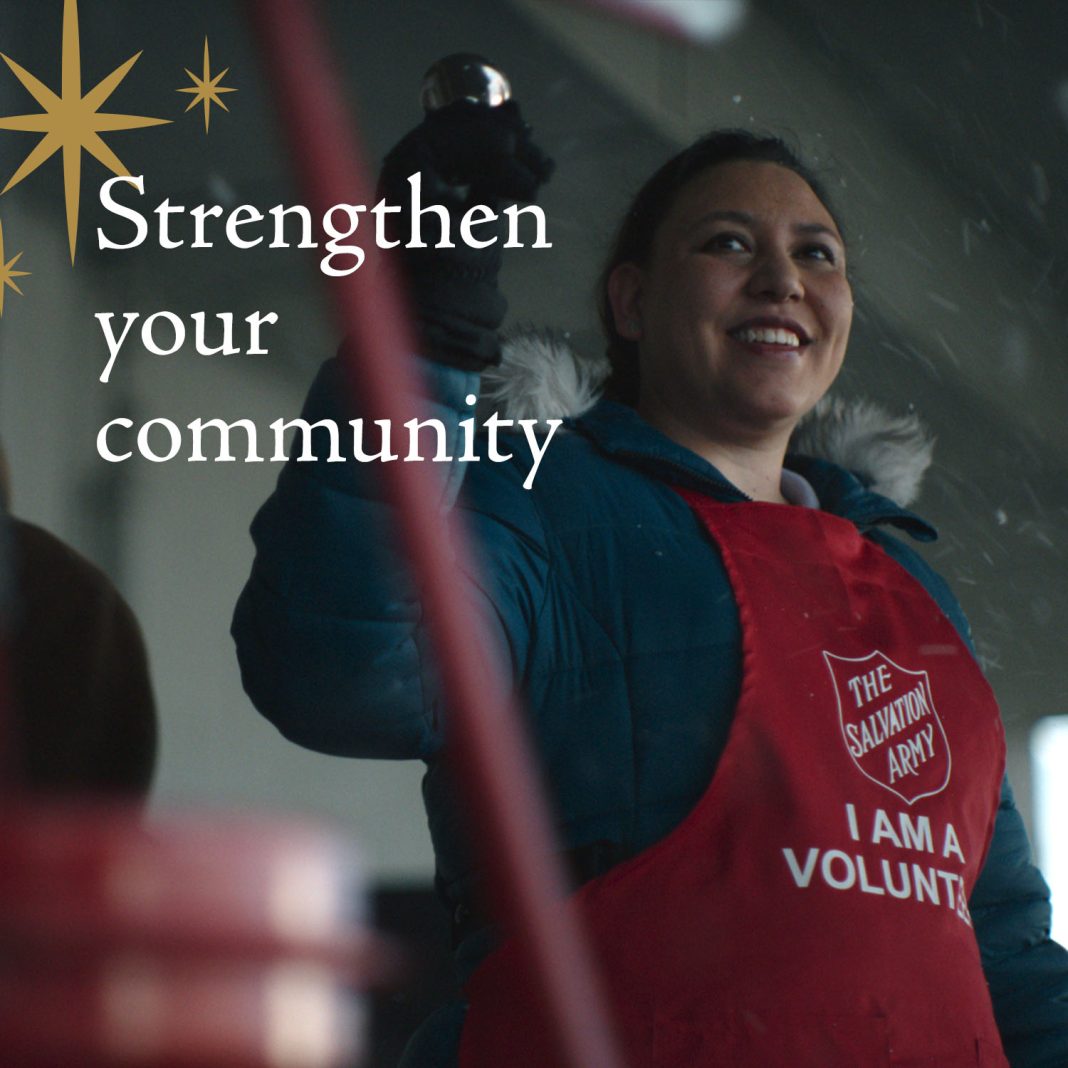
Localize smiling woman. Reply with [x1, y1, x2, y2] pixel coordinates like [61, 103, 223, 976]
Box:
[611, 161, 851, 501]
[232, 117, 1068, 1067]
[597, 131, 854, 503]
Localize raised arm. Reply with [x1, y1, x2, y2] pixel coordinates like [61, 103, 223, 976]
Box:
[232, 97, 552, 761]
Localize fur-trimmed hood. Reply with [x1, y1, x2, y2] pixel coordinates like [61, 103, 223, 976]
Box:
[481, 329, 934, 508]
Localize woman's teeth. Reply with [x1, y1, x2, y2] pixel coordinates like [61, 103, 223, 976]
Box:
[733, 327, 801, 346]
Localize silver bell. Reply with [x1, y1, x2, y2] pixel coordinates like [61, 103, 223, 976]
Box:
[420, 53, 512, 112]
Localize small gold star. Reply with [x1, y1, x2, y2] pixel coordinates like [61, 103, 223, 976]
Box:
[0, 0, 171, 263]
[178, 37, 236, 134]
[0, 220, 30, 317]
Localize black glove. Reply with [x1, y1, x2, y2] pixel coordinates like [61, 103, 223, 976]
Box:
[378, 99, 554, 370]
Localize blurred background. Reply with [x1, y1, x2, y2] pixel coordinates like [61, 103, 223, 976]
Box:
[0, 0, 1066, 1061]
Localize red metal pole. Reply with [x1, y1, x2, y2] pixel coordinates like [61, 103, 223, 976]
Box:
[246, 5, 628, 1067]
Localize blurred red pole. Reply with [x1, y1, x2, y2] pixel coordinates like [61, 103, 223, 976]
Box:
[247, 4, 628, 1068]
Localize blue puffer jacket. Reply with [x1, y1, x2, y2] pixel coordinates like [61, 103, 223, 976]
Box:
[232, 353, 1068, 1067]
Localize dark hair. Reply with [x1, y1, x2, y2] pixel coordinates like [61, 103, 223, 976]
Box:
[596, 129, 844, 406]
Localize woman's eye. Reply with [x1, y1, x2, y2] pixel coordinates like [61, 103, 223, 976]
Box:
[703, 232, 748, 253]
[799, 243, 838, 264]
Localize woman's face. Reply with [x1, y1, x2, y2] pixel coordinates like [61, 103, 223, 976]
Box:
[610, 161, 853, 443]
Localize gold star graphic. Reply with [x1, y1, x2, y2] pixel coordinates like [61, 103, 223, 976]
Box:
[178, 37, 236, 134]
[0, 0, 170, 264]
[0, 220, 30, 317]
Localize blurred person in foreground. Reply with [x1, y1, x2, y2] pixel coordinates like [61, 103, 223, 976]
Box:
[1, 451, 156, 801]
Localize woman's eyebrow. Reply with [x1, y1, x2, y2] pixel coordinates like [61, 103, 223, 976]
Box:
[692, 212, 841, 242]
[795, 222, 841, 240]
[694, 210, 753, 227]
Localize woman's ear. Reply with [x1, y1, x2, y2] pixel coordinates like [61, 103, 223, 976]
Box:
[607, 262, 644, 340]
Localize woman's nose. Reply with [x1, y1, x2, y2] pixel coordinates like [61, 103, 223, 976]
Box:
[746, 251, 804, 302]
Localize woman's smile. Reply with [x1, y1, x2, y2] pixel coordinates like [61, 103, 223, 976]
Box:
[727, 315, 812, 356]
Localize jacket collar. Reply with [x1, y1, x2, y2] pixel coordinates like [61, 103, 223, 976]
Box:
[570, 399, 938, 543]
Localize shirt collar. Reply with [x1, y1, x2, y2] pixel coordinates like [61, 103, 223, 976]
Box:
[780, 468, 820, 508]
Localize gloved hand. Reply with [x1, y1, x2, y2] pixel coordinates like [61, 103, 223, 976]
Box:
[378, 99, 554, 370]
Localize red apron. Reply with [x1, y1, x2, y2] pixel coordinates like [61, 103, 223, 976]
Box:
[460, 496, 1008, 1066]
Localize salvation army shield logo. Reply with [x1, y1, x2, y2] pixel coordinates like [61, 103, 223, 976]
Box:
[823, 650, 951, 805]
